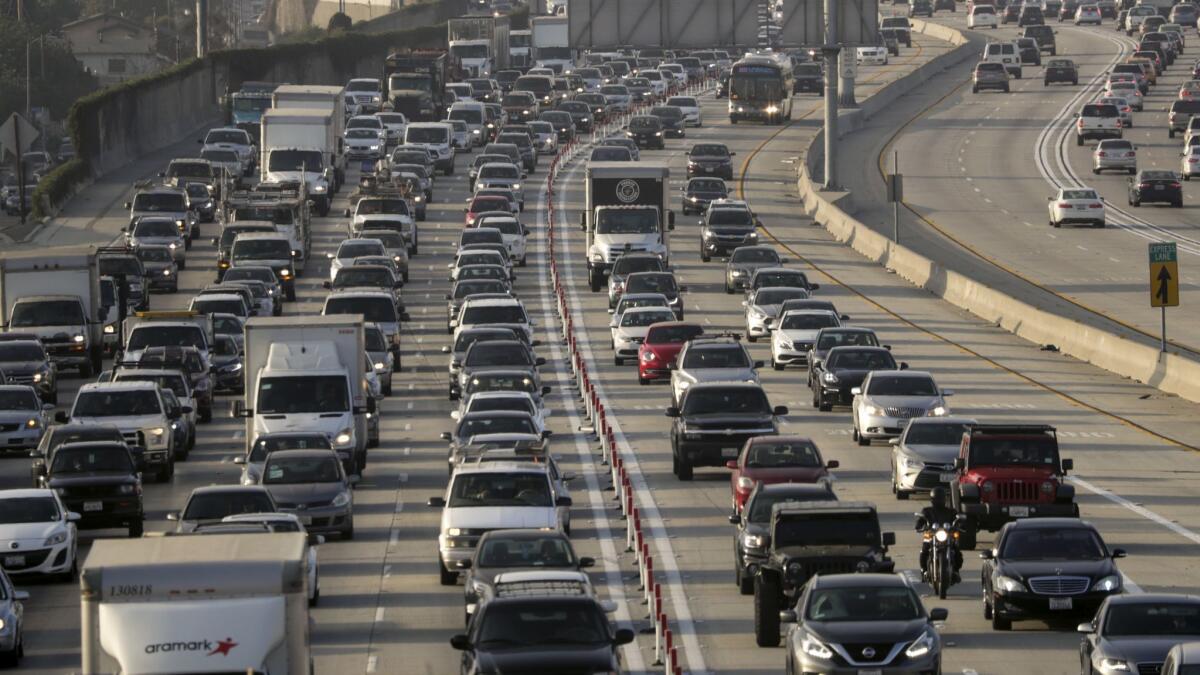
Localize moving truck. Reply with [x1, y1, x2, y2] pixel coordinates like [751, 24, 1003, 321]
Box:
[580, 162, 674, 291]
[532, 16, 573, 73]
[259, 109, 339, 214]
[80, 533, 311, 675]
[0, 246, 105, 375]
[384, 51, 453, 121]
[448, 16, 511, 77]
[270, 85, 347, 190]
[234, 316, 371, 473]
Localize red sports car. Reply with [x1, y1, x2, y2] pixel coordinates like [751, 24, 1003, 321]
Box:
[637, 321, 703, 384]
[727, 435, 837, 512]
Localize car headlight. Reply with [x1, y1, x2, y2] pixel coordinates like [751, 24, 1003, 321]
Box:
[43, 531, 68, 546]
[641, 351, 656, 362]
[741, 532, 766, 549]
[73, 334, 85, 343]
[103, 324, 115, 334]
[736, 476, 755, 490]
[655, 131, 663, 136]
[163, 269, 172, 276]
[822, 372, 838, 384]
[312, 184, 327, 193]
[865, 404, 886, 417]
[591, 252, 605, 262]
[1099, 658, 1130, 672]
[176, 219, 186, 228]
[32, 371, 44, 383]
[369, 144, 380, 150]
[730, 269, 746, 277]
[929, 406, 948, 416]
[25, 417, 39, 429]
[994, 575, 1024, 593]
[801, 632, 833, 660]
[512, 183, 520, 190]
[334, 429, 353, 447]
[331, 491, 351, 507]
[905, 628, 936, 658]
[582, 116, 589, 122]
[1092, 575, 1122, 592]
[678, 381, 690, 390]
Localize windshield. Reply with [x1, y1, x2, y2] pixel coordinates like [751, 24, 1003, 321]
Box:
[748, 491, 834, 522]
[249, 434, 330, 462]
[866, 374, 936, 396]
[462, 305, 527, 325]
[815, 330, 876, 349]
[99, 257, 143, 276]
[0, 343, 44, 362]
[708, 209, 753, 226]
[476, 601, 609, 646]
[133, 220, 179, 237]
[192, 298, 244, 316]
[267, 149, 323, 172]
[621, 310, 676, 327]
[626, 275, 677, 295]
[0, 389, 37, 410]
[233, 96, 271, 113]
[74, 389, 161, 417]
[324, 297, 398, 323]
[133, 193, 186, 211]
[206, 130, 248, 145]
[731, 248, 778, 264]
[333, 268, 393, 288]
[223, 268, 275, 284]
[466, 343, 532, 367]
[683, 387, 768, 415]
[777, 511, 880, 547]
[690, 144, 729, 158]
[904, 421, 970, 446]
[182, 492, 274, 521]
[167, 162, 210, 178]
[477, 535, 574, 567]
[458, 416, 536, 438]
[1103, 603, 1200, 637]
[805, 586, 921, 622]
[263, 455, 342, 484]
[780, 312, 839, 330]
[451, 44, 489, 59]
[257, 375, 349, 414]
[746, 439, 820, 468]
[448, 472, 550, 507]
[337, 241, 385, 258]
[127, 326, 205, 352]
[407, 127, 450, 144]
[1000, 527, 1105, 559]
[682, 346, 749, 369]
[731, 71, 784, 101]
[232, 239, 291, 259]
[0, 496, 59, 524]
[969, 436, 1058, 466]
[754, 271, 806, 288]
[450, 109, 484, 124]
[755, 289, 809, 306]
[50, 446, 133, 474]
[11, 300, 85, 327]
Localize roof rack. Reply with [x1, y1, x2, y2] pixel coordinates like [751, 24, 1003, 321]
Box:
[969, 424, 1057, 436]
[690, 331, 743, 342]
[96, 245, 135, 255]
[493, 579, 589, 598]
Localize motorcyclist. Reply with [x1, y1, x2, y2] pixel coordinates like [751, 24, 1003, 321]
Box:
[915, 487, 963, 583]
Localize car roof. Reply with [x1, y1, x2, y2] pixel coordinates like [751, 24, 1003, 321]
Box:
[79, 380, 159, 393]
[1104, 593, 1200, 606]
[1004, 517, 1096, 530]
[189, 485, 270, 496]
[811, 573, 909, 589]
[0, 488, 58, 500]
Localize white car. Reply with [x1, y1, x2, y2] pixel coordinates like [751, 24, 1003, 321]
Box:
[666, 96, 702, 126]
[220, 513, 323, 606]
[452, 391, 549, 436]
[474, 215, 529, 266]
[770, 309, 842, 370]
[967, 4, 999, 28]
[200, 127, 256, 174]
[1183, 146, 1200, 180]
[1104, 80, 1143, 111]
[327, 238, 387, 282]
[851, 370, 953, 445]
[375, 112, 408, 146]
[1047, 186, 1106, 228]
[449, 249, 512, 282]
[609, 306, 678, 366]
[0, 489, 78, 579]
[857, 46, 889, 65]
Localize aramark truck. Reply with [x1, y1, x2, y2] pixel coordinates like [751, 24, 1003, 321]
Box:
[448, 15, 511, 77]
[0, 246, 105, 375]
[531, 16, 574, 73]
[580, 162, 674, 292]
[80, 533, 311, 675]
[384, 51, 452, 121]
[259, 109, 339, 214]
[235, 316, 371, 474]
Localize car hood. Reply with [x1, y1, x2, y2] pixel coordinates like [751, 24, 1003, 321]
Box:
[47, 472, 137, 487]
[864, 394, 942, 409]
[999, 558, 1116, 580]
[474, 644, 615, 673]
[72, 414, 163, 431]
[0, 360, 44, 374]
[683, 412, 773, 425]
[614, 326, 651, 341]
[810, 618, 928, 646]
[265, 482, 346, 505]
[682, 367, 758, 383]
[0, 521, 64, 545]
[1099, 636, 1200, 664]
[902, 443, 960, 464]
[0, 410, 39, 423]
[445, 507, 558, 530]
[742, 466, 828, 483]
[778, 328, 822, 342]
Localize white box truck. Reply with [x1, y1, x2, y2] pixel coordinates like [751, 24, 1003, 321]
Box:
[259, 108, 339, 214]
[580, 162, 674, 291]
[531, 16, 574, 73]
[80, 533, 311, 675]
[234, 316, 371, 472]
[0, 246, 105, 375]
[448, 16, 511, 77]
[270, 85, 347, 193]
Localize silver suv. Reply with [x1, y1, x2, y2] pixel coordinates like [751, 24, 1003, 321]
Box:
[670, 335, 762, 407]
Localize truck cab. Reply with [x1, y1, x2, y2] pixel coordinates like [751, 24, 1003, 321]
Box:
[950, 424, 1078, 549]
[580, 162, 675, 292]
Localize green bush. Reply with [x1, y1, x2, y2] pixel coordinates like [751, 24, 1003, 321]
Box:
[30, 158, 89, 221]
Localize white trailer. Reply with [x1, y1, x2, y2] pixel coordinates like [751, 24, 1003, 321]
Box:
[531, 16, 574, 73]
[80, 533, 311, 675]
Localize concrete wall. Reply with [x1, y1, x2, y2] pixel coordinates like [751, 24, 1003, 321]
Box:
[358, 0, 470, 33]
[794, 19, 1200, 404]
[265, 0, 465, 36]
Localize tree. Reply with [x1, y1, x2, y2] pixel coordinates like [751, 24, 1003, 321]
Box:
[0, 15, 97, 128]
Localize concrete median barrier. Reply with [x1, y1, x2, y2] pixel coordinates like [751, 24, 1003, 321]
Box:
[796, 20, 1200, 404]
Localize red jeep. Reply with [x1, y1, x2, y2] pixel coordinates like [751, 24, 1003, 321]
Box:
[950, 424, 1078, 550]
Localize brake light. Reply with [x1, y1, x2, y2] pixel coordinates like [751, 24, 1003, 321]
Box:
[1190, 158, 1199, 163]
[1077, 119, 1085, 128]
[1171, 182, 1182, 189]
[1097, 151, 1107, 157]
[1141, 183, 1152, 188]
[1089, 203, 1103, 209]
[1058, 202, 1072, 208]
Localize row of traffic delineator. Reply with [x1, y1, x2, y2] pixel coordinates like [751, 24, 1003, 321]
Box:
[540, 74, 715, 675]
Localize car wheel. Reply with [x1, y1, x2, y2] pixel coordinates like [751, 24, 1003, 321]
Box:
[1077, 135, 1084, 146]
[700, 249, 710, 262]
[614, 357, 623, 366]
[772, 358, 783, 371]
[818, 391, 832, 412]
[747, 334, 757, 343]
[439, 559, 458, 586]
[992, 608, 1013, 631]
[737, 563, 754, 595]
[754, 574, 782, 647]
[983, 594, 993, 619]
[129, 519, 144, 538]
[342, 519, 354, 540]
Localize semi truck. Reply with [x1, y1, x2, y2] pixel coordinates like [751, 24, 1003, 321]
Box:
[0, 246, 105, 375]
[234, 316, 371, 474]
[259, 109, 340, 214]
[510, 30, 533, 70]
[384, 51, 453, 121]
[229, 81, 277, 143]
[448, 15, 511, 77]
[580, 162, 675, 292]
[80, 533, 311, 675]
[531, 16, 574, 73]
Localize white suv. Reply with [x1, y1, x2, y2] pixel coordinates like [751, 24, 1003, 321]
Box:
[1075, 102, 1123, 146]
[968, 4, 999, 28]
[64, 381, 178, 481]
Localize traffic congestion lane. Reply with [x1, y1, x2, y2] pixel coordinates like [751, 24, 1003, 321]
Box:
[550, 36, 1200, 675]
[857, 15, 1200, 358]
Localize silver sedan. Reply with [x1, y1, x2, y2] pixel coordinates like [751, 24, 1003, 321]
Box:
[1093, 138, 1138, 175]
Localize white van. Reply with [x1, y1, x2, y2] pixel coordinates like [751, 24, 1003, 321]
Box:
[448, 101, 488, 148]
[404, 122, 456, 175]
[983, 41, 1021, 77]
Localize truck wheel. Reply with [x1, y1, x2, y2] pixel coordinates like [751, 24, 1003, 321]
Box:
[589, 270, 602, 292]
[676, 451, 693, 481]
[129, 519, 144, 538]
[439, 559, 458, 586]
[383, 382, 393, 397]
[958, 526, 977, 551]
[199, 406, 212, 423]
[737, 562, 754, 595]
[286, 287, 297, 302]
[754, 573, 782, 647]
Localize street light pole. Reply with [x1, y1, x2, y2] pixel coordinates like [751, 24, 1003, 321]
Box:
[822, 0, 839, 190]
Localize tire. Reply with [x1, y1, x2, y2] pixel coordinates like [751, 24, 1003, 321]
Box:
[342, 519, 354, 540]
[1170, 129, 1175, 138]
[199, 406, 212, 424]
[754, 574, 782, 647]
[737, 562, 754, 595]
[309, 587, 320, 607]
[772, 359, 783, 371]
[856, 427, 870, 446]
[129, 519, 144, 538]
[818, 391, 832, 412]
[383, 383, 393, 396]
[79, 361, 93, 378]
[701, 248, 711, 262]
[1077, 135, 1084, 146]
[973, 85, 979, 93]
[937, 556, 951, 599]
[614, 357, 623, 366]
[992, 608, 1012, 631]
[439, 559, 458, 586]
[676, 451, 693, 480]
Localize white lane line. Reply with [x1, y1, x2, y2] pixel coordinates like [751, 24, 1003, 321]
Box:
[375, 607, 385, 622]
[1071, 476, 1200, 547]
[534, 186, 647, 673]
[367, 655, 378, 673]
[557, 155, 707, 673]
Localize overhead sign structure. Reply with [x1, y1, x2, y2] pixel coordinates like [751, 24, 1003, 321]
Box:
[780, 0, 879, 46]
[566, 0, 761, 49]
[1149, 242, 1179, 308]
[777, 0, 823, 47]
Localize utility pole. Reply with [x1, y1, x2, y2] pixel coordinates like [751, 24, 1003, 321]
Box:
[196, 0, 208, 58]
[822, 0, 839, 190]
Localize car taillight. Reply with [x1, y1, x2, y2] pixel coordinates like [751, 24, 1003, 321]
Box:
[1141, 183, 1152, 188]
[1097, 151, 1107, 157]
[1077, 119, 1085, 127]
[1089, 203, 1103, 208]
[1058, 202, 1072, 208]
[1190, 158, 1199, 163]
[1127, 152, 1136, 157]
[1171, 182, 1182, 188]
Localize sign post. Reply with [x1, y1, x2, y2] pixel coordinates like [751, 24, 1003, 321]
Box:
[885, 150, 902, 243]
[0, 112, 40, 225]
[1148, 241, 1179, 354]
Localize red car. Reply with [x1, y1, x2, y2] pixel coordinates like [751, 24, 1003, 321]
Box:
[726, 435, 837, 513]
[464, 195, 511, 226]
[637, 321, 703, 384]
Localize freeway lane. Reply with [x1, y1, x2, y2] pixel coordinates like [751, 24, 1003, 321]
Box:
[548, 31, 1200, 675]
[846, 15, 1200, 360]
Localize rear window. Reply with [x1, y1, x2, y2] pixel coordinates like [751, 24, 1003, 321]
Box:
[1081, 104, 1118, 117]
[977, 63, 1005, 72]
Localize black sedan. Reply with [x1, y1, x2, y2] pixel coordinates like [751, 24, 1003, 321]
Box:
[1079, 593, 1200, 675]
[556, 100, 594, 132]
[792, 63, 823, 94]
[681, 177, 729, 215]
[934, 0, 955, 9]
[462, 529, 595, 624]
[649, 106, 686, 138]
[1129, 170, 1183, 207]
[981, 518, 1125, 631]
[909, 0, 934, 16]
[810, 345, 901, 410]
[686, 143, 735, 180]
[626, 115, 665, 149]
[1044, 58, 1079, 85]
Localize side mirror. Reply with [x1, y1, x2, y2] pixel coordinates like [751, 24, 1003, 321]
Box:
[728, 513, 741, 524]
[1077, 622, 1095, 634]
[773, 405, 789, 416]
[66, 512, 81, 522]
[941, 389, 955, 397]
[954, 457, 965, 470]
[826, 460, 839, 469]
[882, 531, 896, 547]
[449, 634, 471, 650]
[668, 210, 675, 229]
[929, 608, 949, 622]
[427, 496, 446, 507]
[753, 360, 765, 369]
[166, 512, 180, 521]
[555, 496, 573, 507]
[180, 406, 193, 414]
[541, 385, 552, 396]
[233, 456, 246, 465]
[579, 556, 595, 568]
[535, 357, 547, 367]
[211, 236, 220, 246]
[54, 411, 69, 424]
[725, 460, 739, 470]
[665, 406, 681, 417]
[809, 283, 820, 291]
[308, 533, 326, 547]
[231, 400, 251, 418]
[123, 202, 132, 209]
[613, 628, 636, 646]
[779, 609, 798, 624]
[440, 431, 452, 441]
[323, 281, 332, 289]
[979, 549, 994, 560]
[12, 591, 29, 602]
[541, 430, 553, 438]
[1111, 548, 1127, 559]
[1061, 458, 1074, 472]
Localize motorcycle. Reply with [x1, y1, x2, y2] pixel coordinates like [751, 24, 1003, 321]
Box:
[921, 518, 962, 599]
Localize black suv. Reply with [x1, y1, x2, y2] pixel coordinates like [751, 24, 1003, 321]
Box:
[667, 382, 786, 480]
[626, 115, 665, 149]
[681, 177, 728, 215]
[649, 106, 686, 138]
[700, 204, 759, 261]
[1018, 5, 1045, 25]
[909, 0, 934, 16]
[793, 63, 823, 94]
[686, 143, 735, 179]
[731, 483, 836, 594]
[1129, 170, 1183, 207]
[461, 529, 595, 624]
[40, 441, 144, 537]
[32, 423, 135, 486]
[1023, 25, 1057, 54]
[752, 501, 895, 646]
[1043, 58, 1078, 85]
[981, 518, 1125, 630]
[557, 100, 594, 132]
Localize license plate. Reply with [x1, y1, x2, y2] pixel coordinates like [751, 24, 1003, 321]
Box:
[722, 447, 740, 458]
[1049, 597, 1073, 610]
[859, 670, 883, 675]
[939, 472, 957, 483]
[1008, 506, 1030, 517]
[84, 501, 103, 512]
[3, 556, 24, 568]
[704, 167, 714, 173]
[297, 515, 312, 525]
